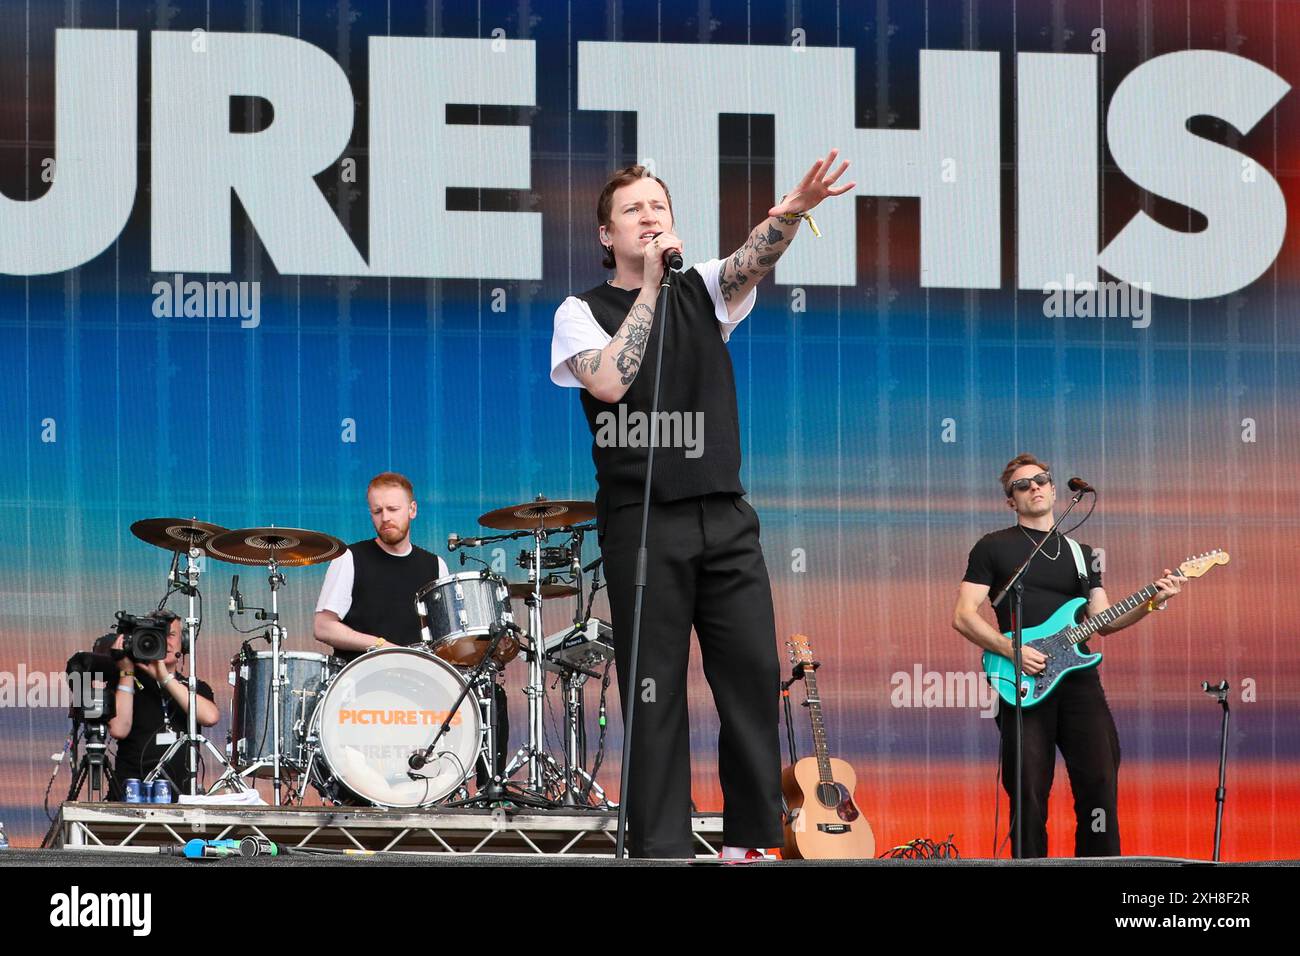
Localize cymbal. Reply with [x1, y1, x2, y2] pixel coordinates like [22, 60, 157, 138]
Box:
[130, 518, 229, 555]
[206, 527, 346, 567]
[478, 498, 596, 531]
[507, 581, 580, 601]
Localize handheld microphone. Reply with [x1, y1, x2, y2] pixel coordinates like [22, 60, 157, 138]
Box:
[652, 231, 683, 271]
[1067, 477, 1095, 494]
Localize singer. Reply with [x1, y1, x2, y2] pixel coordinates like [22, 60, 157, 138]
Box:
[951, 454, 1187, 857]
[550, 152, 854, 859]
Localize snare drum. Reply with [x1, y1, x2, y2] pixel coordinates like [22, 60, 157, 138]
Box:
[229, 648, 333, 774]
[308, 645, 482, 808]
[415, 571, 520, 667]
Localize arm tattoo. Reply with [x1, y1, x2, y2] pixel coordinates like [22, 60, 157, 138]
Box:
[566, 349, 602, 380]
[614, 302, 654, 386]
[719, 218, 798, 303]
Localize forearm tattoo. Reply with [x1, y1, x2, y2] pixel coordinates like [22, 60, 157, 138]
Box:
[614, 303, 654, 385]
[718, 219, 798, 303]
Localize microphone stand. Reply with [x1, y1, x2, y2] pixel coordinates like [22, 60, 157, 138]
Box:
[1202, 679, 1231, 861]
[990, 485, 1091, 858]
[615, 262, 676, 859]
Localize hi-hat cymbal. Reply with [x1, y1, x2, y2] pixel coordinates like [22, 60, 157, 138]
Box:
[130, 518, 229, 555]
[506, 581, 580, 601]
[478, 498, 596, 531]
[206, 527, 346, 567]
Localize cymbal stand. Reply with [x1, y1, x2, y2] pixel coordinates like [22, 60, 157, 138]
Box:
[211, 553, 288, 803]
[147, 546, 249, 798]
[500, 519, 562, 798]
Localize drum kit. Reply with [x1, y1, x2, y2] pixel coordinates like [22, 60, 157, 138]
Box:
[127, 496, 616, 811]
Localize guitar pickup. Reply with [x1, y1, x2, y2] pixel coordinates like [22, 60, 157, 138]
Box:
[816, 823, 851, 834]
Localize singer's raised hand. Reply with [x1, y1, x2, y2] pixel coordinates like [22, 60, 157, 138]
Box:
[769, 148, 855, 218]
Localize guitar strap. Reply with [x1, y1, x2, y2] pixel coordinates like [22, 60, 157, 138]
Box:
[1063, 535, 1089, 596]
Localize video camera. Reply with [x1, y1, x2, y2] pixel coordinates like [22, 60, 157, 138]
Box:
[63, 611, 173, 723]
[102, 610, 172, 664]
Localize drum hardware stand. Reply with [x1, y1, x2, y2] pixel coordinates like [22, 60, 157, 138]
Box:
[418, 622, 553, 809]
[545, 541, 610, 807]
[209, 558, 292, 803]
[146, 546, 248, 797]
[499, 518, 566, 800]
[557, 666, 609, 807]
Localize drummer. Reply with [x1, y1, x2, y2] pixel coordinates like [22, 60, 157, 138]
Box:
[313, 472, 448, 663]
[313, 472, 508, 781]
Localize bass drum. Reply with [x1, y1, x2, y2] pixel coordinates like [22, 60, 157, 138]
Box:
[308, 646, 482, 808]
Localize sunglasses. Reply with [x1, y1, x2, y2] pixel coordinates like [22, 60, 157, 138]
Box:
[1006, 472, 1052, 496]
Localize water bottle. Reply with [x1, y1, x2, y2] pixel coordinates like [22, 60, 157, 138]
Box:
[0, 821, 9, 850]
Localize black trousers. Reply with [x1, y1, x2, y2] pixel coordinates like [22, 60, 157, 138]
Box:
[995, 666, 1122, 857]
[600, 492, 784, 858]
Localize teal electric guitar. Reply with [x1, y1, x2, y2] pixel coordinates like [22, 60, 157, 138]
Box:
[982, 550, 1229, 707]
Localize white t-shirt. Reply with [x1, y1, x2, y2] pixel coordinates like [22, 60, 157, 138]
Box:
[549, 258, 757, 388]
[314, 544, 450, 620]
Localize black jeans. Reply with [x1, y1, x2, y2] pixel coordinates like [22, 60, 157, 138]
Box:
[996, 666, 1122, 857]
[600, 492, 783, 858]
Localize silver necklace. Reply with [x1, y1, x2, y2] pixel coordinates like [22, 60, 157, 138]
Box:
[1020, 525, 1061, 560]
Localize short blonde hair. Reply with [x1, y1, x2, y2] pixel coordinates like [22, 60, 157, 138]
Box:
[367, 472, 414, 500]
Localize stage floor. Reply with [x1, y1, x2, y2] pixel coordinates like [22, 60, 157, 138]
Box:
[24, 802, 1289, 866]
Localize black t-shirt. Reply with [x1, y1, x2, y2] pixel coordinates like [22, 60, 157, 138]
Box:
[963, 526, 1102, 634]
[111, 673, 215, 794]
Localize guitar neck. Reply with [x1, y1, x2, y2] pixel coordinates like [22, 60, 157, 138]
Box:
[803, 667, 834, 785]
[1065, 581, 1164, 645]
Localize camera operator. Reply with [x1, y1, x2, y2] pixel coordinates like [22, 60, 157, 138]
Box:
[105, 610, 219, 799]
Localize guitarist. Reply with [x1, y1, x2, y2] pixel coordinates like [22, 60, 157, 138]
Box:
[951, 453, 1185, 857]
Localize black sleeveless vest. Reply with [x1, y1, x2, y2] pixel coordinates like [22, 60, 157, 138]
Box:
[576, 268, 745, 515]
[338, 539, 441, 662]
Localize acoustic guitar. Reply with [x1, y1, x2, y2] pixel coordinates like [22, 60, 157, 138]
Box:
[781, 636, 875, 860]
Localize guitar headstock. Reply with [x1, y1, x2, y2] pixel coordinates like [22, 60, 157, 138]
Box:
[786, 635, 817, 669]
[1177, 549, 1230, 579]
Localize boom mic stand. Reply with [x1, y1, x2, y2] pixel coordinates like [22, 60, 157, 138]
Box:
[990, 484, 1091, 858]
[615, 259, 677, 859]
